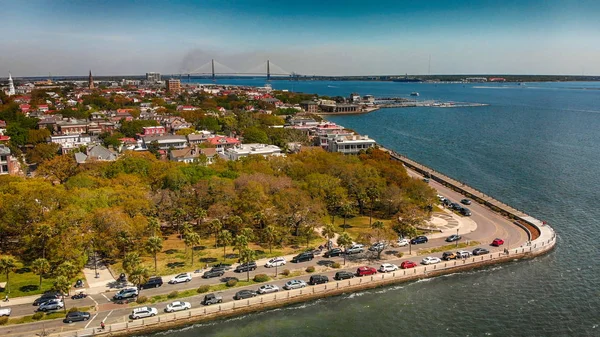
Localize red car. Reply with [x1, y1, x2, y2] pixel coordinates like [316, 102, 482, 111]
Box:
[400, 261, 417, 269]
[491, 238, 505, 246]
[356, 266, 377, 276]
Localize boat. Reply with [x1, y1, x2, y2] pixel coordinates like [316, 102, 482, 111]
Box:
[410, 92, 419, 96]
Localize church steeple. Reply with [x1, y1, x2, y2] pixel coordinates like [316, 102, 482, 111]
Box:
[88, 70, 94, 89]
[7, 72, 15, 96]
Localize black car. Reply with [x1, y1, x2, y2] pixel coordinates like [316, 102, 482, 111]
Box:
[63, 311, 91, 323]
[221, 276, 239, 283]
[33, 292, 61, 306]
[234, 262, 257, 273]
[442, 199, 452, 207]
[460, 207, 471, 216]
[410, 236, 428, 244]
[334, 271, 355, 280]
[234, 290, 257, 300]
[451, 203, 463, 211]
[461, 199, 472, 205]
[140, 276, 163, 289]
[202, 269, 225, 279]
[309, 275, 329, 285]
[324, 248, 343, 258]
[473, 248, 490, 256]
[446, 234, 461, 242]
[291, 252, 314, 263]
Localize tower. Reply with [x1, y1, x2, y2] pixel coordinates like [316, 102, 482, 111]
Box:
[7, 72, 15, 96]
[211, 59, 215, 82]
[88, 70, 95, 89]
[266, 60, 271, 81]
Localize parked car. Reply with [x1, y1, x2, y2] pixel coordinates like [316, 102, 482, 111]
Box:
[411, 236, 428, 245]
[369, 242, 387, 252]
[257, 284, 280, 294]
[442, 252, 458, 260]
[422, 178, 430, 183]
[397, 238, 410, 247]
[63, 311, 90, 323]
[437, 194, 446, 202]
[378, 263, 399, 272]
[234, 262, 257, 273]
[356, 266, 377, 276]
[460, 207, 472, 216]
[456, 250, 471, 258]
[442, 199, 452, 207]
[0, 308, 11, 317]
[130, 307, 157, 319]
[346, 244, 365, 255]
[400, 261, 417, 269]
[165, 301, 191, 312]
[283, 280, 307, 290]
[473, 248, 490, 256]
[461, 199, 472, 205]
[201, 293, 222, 305]
[451, 203, 463, 211]
[234, 290, 258, 300]
[74, 279, 84, 288]
[421, 257, 442, 265]
[324, 248, 343, 258]
[446, 234, 461, 242]
[334, 271, 355, 280]
[140, 276, 163, 289]
[38, 299, 64, 312]
[265, 257, 286, 268]
[33, 292, 61, 306]
[169, 273, 192, 284]
[292, 252, 314, 263]
[491, 238, 505, 246]
[309, 275, 329, 285]
[113, 287, 138, 300]
[202, 269, 225, 279]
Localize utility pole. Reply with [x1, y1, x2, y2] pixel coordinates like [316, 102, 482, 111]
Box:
[456, 228, 459, 248]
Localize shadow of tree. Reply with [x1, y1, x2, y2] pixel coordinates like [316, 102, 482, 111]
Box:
[199, 257, 217, 263]
[15, 267, 31, 274]
[192, 246, 206, 251]
[19, 285, 39, 292]
[167, 262, 185, 269]
[164, 249, 179, 255]
[317, 260, 335, 267]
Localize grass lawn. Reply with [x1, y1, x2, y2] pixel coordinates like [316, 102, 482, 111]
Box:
[417, 241, 481, 255]
[0, 264, 84, 298]
[333, 216, 394, 240]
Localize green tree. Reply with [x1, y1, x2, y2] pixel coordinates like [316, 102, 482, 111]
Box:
[0, 256, 17, 293]
[55, 261, 79, 280]
[36, 154, 79, 184]
[242, 126, 269, 144]
[370, 220, 392, 260]
[394, 207, 422, 254]
[336, 233, 353, 265]
[31, 258, 51, 290]
[208, 219, 222, 248]
[122, 252, 141, 275]
[339, 201, 356, 231]
[184, 231, 201, 266]
[217, 230, 233, 260]
[145, 236, 163, 272]
[52, 275, 71, 312]
[129, 265, 150, 291]
[321, 223, 336, 244]
[263, 225, 278, 253]
[147, 217, 161, 237]
[238, 248, 257, 282]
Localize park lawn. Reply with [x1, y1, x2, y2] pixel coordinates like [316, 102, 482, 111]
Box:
[0, 264, 85, 298]
[333, 216, 394, 240]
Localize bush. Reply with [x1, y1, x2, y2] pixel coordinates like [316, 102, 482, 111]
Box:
[226, 279, 238, 287]
[32, 312, 44, 320]
[136, 296, 148, 304]
[281, 269, 290, 276]
[397, 252, 404, 258]
[332, 262, 341, 269]
[253, 274, 270, 283]
[68, 307, 79, 313]
[167, 291, 179, 299]
[197, 285, 210, 293]
[0, 316, 8, 325]
[305, 266, 315, 273]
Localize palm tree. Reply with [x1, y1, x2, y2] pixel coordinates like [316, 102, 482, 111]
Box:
[263, 225, 278, 253]
[321, 223, 336, 246]
[233, 235, 249, 254]
[339, 202, 355, 232]
[52, 275, 71, 313]
[129, 266, 150, 292]
[238, 248, 257, 282]
[0, 256, 17, 293]
[208, 219, 222, 248]
[122, 252, 141, 275]
[31, 258, 51, 290]
[181, 223, 193, 254]
[336, 233, 353, 265]
[194, 208, 207, 227]
[217, 230, 233, 260]
[172, 208, 186, 239]
[116, 230, 132, 259]
[147, 217, 161, 237]
[55, 261, 79, 280]
[370, 221, 385, 259]
[35, 224, 54, 260]
[184, 232, 201, 266]
[145, 236, 163, 272]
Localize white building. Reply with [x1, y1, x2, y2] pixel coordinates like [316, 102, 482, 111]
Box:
[328, 134, 376, 154]
[7, 73, 15, 96]
[142, 135, 187, 150]
[224, 143, 282, 161]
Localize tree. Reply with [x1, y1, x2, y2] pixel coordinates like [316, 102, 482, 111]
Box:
[129, 265, 150, 291]
[36, 154, 79, 184]
[31, 258, 51, 289]
[172, 208, 186, 240]
[0, 256, 17, 293]
[370, 220, 394, 260]
[263, 225, 278, 253]
[145, 236, 163, 272]
[339, 201, 356, 231]
[336, 233, 353, 265]
[242, 126, 269, 144]
[394, 206, 422, 255]
[184, 232, 201, 266]
[52, 275, 71, 312]
[321, 223, 336, 244]
[233, 234, 249, 254]
[181, 222, 193, 254]
[217, 230, 233, 260]
[55, 261, 79, 280]
[25, 143, 60, 164]
[147, 217, 161, 237]
[122, 252, 141, 275]
[238, 248, 257, 282]
[208, 219, 222, 248]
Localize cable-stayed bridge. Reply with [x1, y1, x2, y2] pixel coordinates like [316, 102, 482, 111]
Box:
[180, 59, 299, 81]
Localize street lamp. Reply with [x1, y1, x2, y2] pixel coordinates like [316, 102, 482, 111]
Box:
[456, 228, 459, 248]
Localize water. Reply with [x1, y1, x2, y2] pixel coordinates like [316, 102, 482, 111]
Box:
[146, 80, 600, 336]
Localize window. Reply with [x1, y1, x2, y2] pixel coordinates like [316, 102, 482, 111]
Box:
[0, 155, 6, 162]
[1, 165, 8, 172]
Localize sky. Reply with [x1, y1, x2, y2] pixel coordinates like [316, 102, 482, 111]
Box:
[1, 0, 600, 77]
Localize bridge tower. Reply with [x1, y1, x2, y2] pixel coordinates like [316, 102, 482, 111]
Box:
[267, 60, 271, 81]
[211, 59, 215, 82]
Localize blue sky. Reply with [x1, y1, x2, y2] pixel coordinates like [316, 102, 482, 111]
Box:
[1, 0, 599, 76]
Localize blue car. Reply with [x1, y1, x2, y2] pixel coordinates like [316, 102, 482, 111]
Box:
[410, 236, 428, 244]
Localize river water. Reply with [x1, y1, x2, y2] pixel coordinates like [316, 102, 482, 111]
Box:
[145, 80, 600, 337]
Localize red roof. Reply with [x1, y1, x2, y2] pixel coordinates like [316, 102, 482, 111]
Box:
[0, 135, 11, 142]
[207, 135, 240, 145]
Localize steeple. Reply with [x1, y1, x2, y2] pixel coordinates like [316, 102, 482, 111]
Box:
[88, 70, 95, 89]
[7, 72, 15, 96]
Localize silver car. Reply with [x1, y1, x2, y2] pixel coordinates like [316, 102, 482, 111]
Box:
[257, 284, 280, 294]
[283, 280, 307, 290]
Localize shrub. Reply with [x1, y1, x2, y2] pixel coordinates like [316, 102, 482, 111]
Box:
[305, 266, 315, 273]
[197, 285, 210, 293]
[253, 274, 270, 283]
[226, 279, 238, 287]
[68, 307, 79, 313]
[332, 262, 341, 269]
[397, 252, 404, 258]
[32, 312, 44, 320]
[167, 291, 179, 299]
[0, 316, 8, 325]
[281, 269, 290, 276]
[136, 296, 148, 304]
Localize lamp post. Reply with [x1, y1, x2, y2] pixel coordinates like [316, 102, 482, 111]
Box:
[456, 228, 459, 248]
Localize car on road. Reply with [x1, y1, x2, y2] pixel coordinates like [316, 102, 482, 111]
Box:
[442, 199, 452, 207]
[411, 236, 428, 245]
[165, 301, 191, 312]
[201, 293, 222, 306]
[400, 261, 418, 269]
[234, 262, 257, 273]
[442, 252, 458, 260]
[131, 307, 158, 319]
[446, 234, 461, 242]
[38, 299, 64, 311]
[202, 269, 225, 279]
[450, 203, 463, 211]
[63, 311, 90, 323]
[397, 238, 410, 247]
[437, 194, 446, 202]
[460, 207, 472, 216]
[461, 199, 472, 205]
[324, 248, 343, 258]
[334, 271, 355, 280]
[345, 244, 365, 255]
[169, 273, 192, 284]
[491, 238, 505, 246]
[0, 308, 11, 317]
[284, 280, 307, 290]
[473, 248, 490, 255]
[356, 266, 377, 276]
[257, 284, 280, 294]
[140, 276, 163, 289]
[33, 291, 61, 306]
[378, 263, 399, 272]
[421, 257, 442, 265]
[113, 287, 138, 300]
[292, 252, 314, 263]
[456, 250, 471, 258]
[369, 242, 387, 252]
[309, 275, 329, 285]
[234, 290, 257, 300]
[423, 178, 430, 183]
[265, 257, 286, 268]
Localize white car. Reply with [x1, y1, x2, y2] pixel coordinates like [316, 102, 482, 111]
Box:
[38, 299, 64, 311]
[265, 257, 286, 268]
[456, 250, 471, 258]
[421, 257, 442, 265]
[378, 263, 399, 272]
[131, 306, 158, 319]
[169, 273, 192, 284]
[397, 238, 410, 247]
[283, 280, 307, 290]
[257, 284, 280, 294]
[164, 301, 191, 312]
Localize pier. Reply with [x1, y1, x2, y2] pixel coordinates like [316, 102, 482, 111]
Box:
[376, 100, 488, 109]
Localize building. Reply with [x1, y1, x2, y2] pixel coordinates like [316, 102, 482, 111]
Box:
[146, 72, 161, 83]
[206, 135, 241, 153]
[142, 126, 166, 136]
[166, 79, 181, 93]
[7, 72, 15, 96]
[57, 119, 88, 135]
[142, 135, 187, 150]
[224, 143, 282, 161]
[0, 120, 6, 135]
[350, 93, 361, 102]
[0, 144, 17, 175]
[187, 131, 213, 145]
[49, 134, 93, 153]
[320, 103, 359, 113]
[328, 134, 376, 154]
[74, 145, 118, 163]
[299, 101, 319, 113]
[88, 70, 95, 89]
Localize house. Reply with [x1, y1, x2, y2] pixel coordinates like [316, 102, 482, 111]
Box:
[49, 134, 93, 153]
[66, 99, 78, 106]
[206, 135, 241, 153]
[75, 145, 118, 163]
[224, 143, 282, 161]
[0, 120, 6, 135]
[187, 131, 213, 145]
[0, 144, 18, 175]
[38, 105, 49, 113]
[350, 93, 361, 102]
[300, 101, 319, 113]
[19, 104, 31, 113]
[142, 126, 166, 136]
[328, 134, 376, 154]
[176, 105, 196, 112]
[169, 146, 216, 164]
[57, 119, 88, 135]
[142, 135, 187, 150]
[320, 103, 359, 113]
